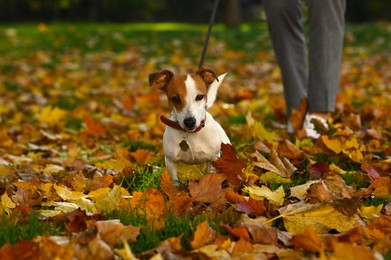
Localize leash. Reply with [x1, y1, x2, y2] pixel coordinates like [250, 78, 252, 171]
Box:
[198, 0, 220, 69]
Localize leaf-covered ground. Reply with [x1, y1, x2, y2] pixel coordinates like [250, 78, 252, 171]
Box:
[0, 23, 390, 259]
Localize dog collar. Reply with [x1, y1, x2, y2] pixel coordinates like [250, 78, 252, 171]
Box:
[160, 115, 205, 133]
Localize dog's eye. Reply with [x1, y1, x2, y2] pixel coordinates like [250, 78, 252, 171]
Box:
[195, 94, 204, 101]
[171, 96, 181, 104]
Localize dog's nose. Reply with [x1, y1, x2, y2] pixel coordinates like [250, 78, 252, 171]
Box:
[184, 117, 196, 129]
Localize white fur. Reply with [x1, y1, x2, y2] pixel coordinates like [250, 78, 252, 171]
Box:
[163, 74, 230, 185]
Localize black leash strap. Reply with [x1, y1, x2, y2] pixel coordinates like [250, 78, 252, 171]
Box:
[198, 0, 219, 69]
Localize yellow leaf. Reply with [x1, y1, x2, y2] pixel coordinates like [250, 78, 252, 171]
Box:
[243, 185, 285, 206]
[359, 205, 383, 220]
[88, 185, 121, 213]
[38, 106, 67, 126]
[54, 184, 86, 201]
[177, 162, 206, 181]
[1, 192, 16, 214]
[278, 201, 364, 235]
[115, 240, 138, 260]
[321, 136, 343, 154]
[251, 120, 282, 148]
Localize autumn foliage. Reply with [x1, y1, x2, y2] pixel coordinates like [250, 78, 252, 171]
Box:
[0, 23, 390, 259]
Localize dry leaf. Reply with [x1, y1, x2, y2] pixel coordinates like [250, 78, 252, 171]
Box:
[212, 143, 246, 186]
[278, 201, 364, 235]
[190, 221, 217, 249]
[243, 185, 285, 206]
[96, 219, 140, 247]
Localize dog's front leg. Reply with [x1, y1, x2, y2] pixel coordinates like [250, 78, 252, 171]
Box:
[165, 156, 179, 186]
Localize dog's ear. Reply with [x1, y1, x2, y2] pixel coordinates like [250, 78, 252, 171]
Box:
[197, 67, 219, 86]
[149, 70, 173, 90]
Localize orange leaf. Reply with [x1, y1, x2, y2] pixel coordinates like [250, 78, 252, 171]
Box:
[83, 115, 107, 138]
[160, 169, 180, 199]
[290, 97, 307, 134]
[0, 241, 40, 260]
[231, 238, 253, 257]
[290, 227, 324, 253]
[129, 149, 151, 164]
[190, 221, 217, 249]
[223, 224, 251, 242]
[212, 143, 245, 186]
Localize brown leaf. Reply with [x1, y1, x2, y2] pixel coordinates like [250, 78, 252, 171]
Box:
[277, 139, 304, 161]
[0, 241, 40, 260]
[225, 191, 266, 217]
[361, 162, 381, 179]
[96, 219, 140, 247]
[189, 173, 227, 206]
[241, 218, 279, 245]
[212, 143, 246, 186]
[190, 221, 217, 249]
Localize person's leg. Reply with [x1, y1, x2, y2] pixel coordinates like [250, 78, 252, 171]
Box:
[306, 0, 346, 114]
[263, 0, 307, 118]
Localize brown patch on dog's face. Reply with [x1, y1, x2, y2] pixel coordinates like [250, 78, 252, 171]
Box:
[165, 75, 187, 112]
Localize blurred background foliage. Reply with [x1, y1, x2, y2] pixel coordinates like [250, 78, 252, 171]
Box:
[0, 0, 390, 24]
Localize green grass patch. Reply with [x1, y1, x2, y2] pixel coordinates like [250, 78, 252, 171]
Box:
[120, 165, 163, 193]
[0, 213, 62, 247]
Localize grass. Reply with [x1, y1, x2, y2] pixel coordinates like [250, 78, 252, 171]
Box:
[109, 208, 240, 254]
[0, 213, 62, 247]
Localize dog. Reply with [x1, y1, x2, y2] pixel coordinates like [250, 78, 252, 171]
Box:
[149, 67, 230, 186]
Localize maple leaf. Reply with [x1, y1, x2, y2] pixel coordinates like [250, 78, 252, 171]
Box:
[212, 143, 246, 186]
[83, 115, 107, 138]
[189, 173, 228, 208]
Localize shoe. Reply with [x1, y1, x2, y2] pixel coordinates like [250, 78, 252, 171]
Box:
[303, 114, 328, 139]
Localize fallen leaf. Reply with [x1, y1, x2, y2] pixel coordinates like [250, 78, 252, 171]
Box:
[189, 173, 228, 209]
[96, 219, 140, 247]
[290, 227, 324, 253]
[223, 224, 251, 241]
[190, 221, 217, 250]
[290, 98, 307, 134]
[278, 201, 364, 235]
[243, 185, 285, 206]
[212, 143, 246, 186]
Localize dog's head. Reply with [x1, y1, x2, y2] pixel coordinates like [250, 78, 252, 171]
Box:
[149, 67, 227, 132]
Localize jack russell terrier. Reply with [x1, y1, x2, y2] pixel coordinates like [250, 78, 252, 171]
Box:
[149, 67, 230, 186]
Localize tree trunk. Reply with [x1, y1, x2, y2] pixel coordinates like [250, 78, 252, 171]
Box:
[225, 0, 241, 27]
